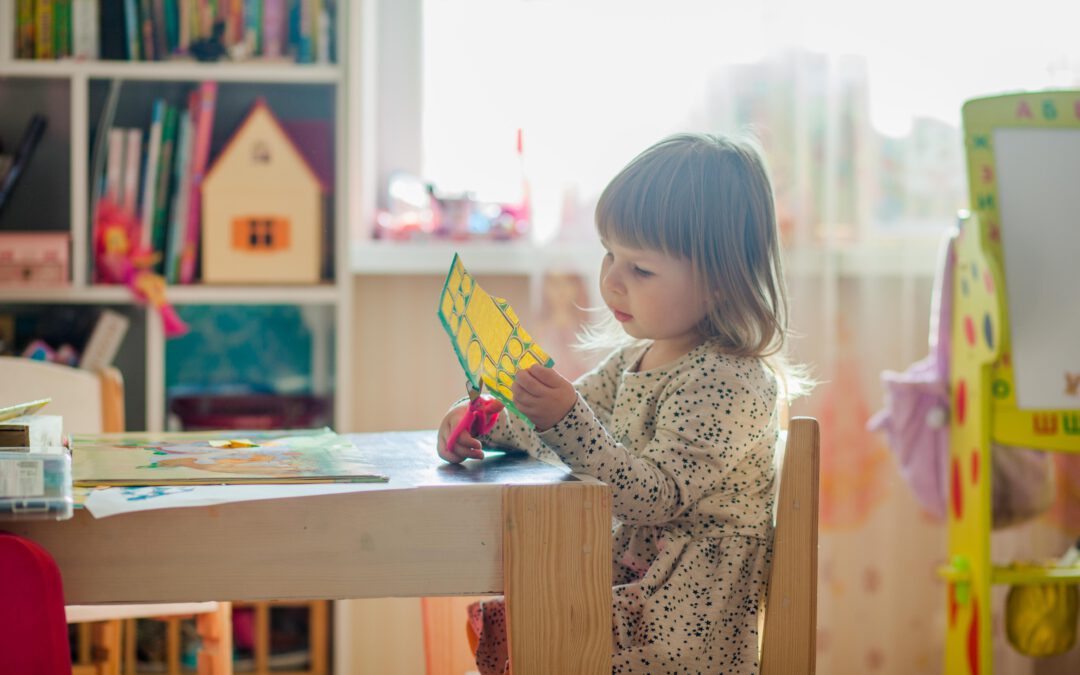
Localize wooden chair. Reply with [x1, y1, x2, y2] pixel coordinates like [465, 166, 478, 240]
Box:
[760, 416, 820, 675]
[0, 356, 232, 675]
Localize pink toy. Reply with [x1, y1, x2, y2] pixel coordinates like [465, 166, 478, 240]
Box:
[94, 198, 188, 338]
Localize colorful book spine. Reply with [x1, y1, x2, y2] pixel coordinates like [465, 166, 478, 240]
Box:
[139, 100, 165, 252]
[140, 0, 156, 60]
[150, 0, 167, 59]
[123, 0, 141, 59]
[165, 106, 193, 283]
[163, 0, 179, 54]
[17, 0, 35, 58]
[54, 0, 72, 59]
[243, 0, 260, 55]
[71, 0, 99, 59]
[104, 127, 126, 205]
[315, 0, 330, 64]
[179, 81, 217, 284]
[176, 0, 190, 52]
[151, 105, 178, 272]
[34, 0, 55, 59]
[262, 0, 283, 58]
[122, 128, 143, 216]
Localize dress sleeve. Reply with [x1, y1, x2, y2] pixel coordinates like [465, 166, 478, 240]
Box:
[477, 347, 627, 460]
[570, 347, 626, 429]
[536, 363, 777, 526]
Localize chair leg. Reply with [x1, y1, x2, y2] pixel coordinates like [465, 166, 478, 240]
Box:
[309, 601, 329, 675]
[77, 622, 93, 666]
[254, 601, 271, 674]
[197, 602, 234, 675]
[123, 619, 137, 675]
[166, 618, 182, 675]
[90, 620, 122, 675]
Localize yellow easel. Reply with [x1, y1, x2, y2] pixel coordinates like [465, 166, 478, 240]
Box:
[942, 91, 1080, 674]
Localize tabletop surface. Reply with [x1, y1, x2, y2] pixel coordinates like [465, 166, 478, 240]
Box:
[345, 430, 577, 489]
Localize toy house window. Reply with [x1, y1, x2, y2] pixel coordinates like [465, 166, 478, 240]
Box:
[232, 217, 291, 252]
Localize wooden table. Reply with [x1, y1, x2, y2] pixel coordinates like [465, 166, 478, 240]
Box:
[10, 431, 613, 674]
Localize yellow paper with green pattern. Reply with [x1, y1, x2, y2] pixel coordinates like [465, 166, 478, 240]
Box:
[437, 254, 554, 421]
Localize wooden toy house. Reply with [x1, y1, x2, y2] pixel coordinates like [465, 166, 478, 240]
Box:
[201, 99, 325, 284]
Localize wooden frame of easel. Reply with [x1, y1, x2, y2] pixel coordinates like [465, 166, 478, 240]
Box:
[942, 90, 1080, 675]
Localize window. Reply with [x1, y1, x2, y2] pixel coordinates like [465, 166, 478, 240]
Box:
[411, 0, 1080, 246]
[232, 216, 290, 252]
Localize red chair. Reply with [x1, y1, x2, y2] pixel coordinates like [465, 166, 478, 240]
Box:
[0, 532, 72, 675]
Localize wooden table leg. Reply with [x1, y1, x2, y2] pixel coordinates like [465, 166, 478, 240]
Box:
[502, 482, 612, 675]
[196, 602, 234, 675]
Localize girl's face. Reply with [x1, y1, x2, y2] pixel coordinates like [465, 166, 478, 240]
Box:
[600, 238, 710, 356]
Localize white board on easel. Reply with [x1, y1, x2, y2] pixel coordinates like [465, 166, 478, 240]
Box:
[993, 127, 1080, 410]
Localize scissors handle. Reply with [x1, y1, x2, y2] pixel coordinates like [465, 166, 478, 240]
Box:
[445, 394, 504, 455]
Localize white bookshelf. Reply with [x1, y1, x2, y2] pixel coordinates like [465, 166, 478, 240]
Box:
[0, 4, 353, 435]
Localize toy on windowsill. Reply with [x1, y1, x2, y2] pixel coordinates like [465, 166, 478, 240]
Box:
[94, 198, 188, 338]
[374, 129, 532, 241]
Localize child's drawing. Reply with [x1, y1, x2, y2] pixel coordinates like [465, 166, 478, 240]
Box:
[72, 428, 386, 486]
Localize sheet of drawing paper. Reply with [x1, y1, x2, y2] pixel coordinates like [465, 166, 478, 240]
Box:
[437, 254, 553, 419]
[71, 428, 388, 486]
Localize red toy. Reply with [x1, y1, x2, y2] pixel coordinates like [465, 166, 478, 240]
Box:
[94, 198, 188, 337]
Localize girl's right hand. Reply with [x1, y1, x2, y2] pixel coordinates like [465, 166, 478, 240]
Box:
[437, 403, 485, 463]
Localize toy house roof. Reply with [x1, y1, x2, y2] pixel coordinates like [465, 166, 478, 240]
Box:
[203, 98, 329, 193]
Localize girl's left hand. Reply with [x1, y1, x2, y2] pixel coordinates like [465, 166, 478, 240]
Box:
[512, 365, 577, 431]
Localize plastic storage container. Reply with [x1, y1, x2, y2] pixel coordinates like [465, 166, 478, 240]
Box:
[0, 449, 73, 520]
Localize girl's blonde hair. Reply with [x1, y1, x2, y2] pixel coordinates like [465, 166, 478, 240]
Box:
[582, 131, 810, 398]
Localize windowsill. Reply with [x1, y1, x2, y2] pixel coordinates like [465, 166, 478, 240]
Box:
[349, 236, 942, 278]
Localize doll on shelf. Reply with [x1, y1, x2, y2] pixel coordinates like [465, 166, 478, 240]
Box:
[93, 198, 188, 338]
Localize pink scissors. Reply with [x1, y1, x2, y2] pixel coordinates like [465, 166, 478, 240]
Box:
[445, 380, 504, 454]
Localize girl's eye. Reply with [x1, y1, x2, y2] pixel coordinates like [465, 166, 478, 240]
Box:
[633, 266, 653, 278]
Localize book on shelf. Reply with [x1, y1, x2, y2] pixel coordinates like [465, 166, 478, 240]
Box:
[122, 127, 143, 215]
[0, 414, 63, 449]
[33, 0, 55, 60]
[94, 82, 217, 285]
[150, 104, 179, 273]
[164, 102, 194, 283]
[71, 0, 99, 59]
[136, 98, 163, 253]
[54, 0, 72, 58]
[14, 0, 337, 63]
[104, 127, 125, 205]
[79, 309, 131, 371]
[179, 80, 217, 284]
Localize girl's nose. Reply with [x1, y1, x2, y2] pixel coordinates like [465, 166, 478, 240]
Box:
[601, 266, 625, 295]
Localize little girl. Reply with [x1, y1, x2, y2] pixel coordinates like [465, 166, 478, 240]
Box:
[438, 132, 806, 674]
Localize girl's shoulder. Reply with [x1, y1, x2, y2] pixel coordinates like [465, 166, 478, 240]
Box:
[678, 343, 779, 402]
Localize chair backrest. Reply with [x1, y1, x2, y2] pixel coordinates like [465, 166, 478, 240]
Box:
[760, 416, 820, 675]
[0, 356, 124, 433]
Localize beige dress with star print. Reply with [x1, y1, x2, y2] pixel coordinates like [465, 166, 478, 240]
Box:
[470, 339, 779, 674]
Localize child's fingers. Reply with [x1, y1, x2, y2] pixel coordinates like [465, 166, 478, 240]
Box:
[526, 365, 564, 387]
[454, 431, 484, 460]
[513, 368, 542, 397]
